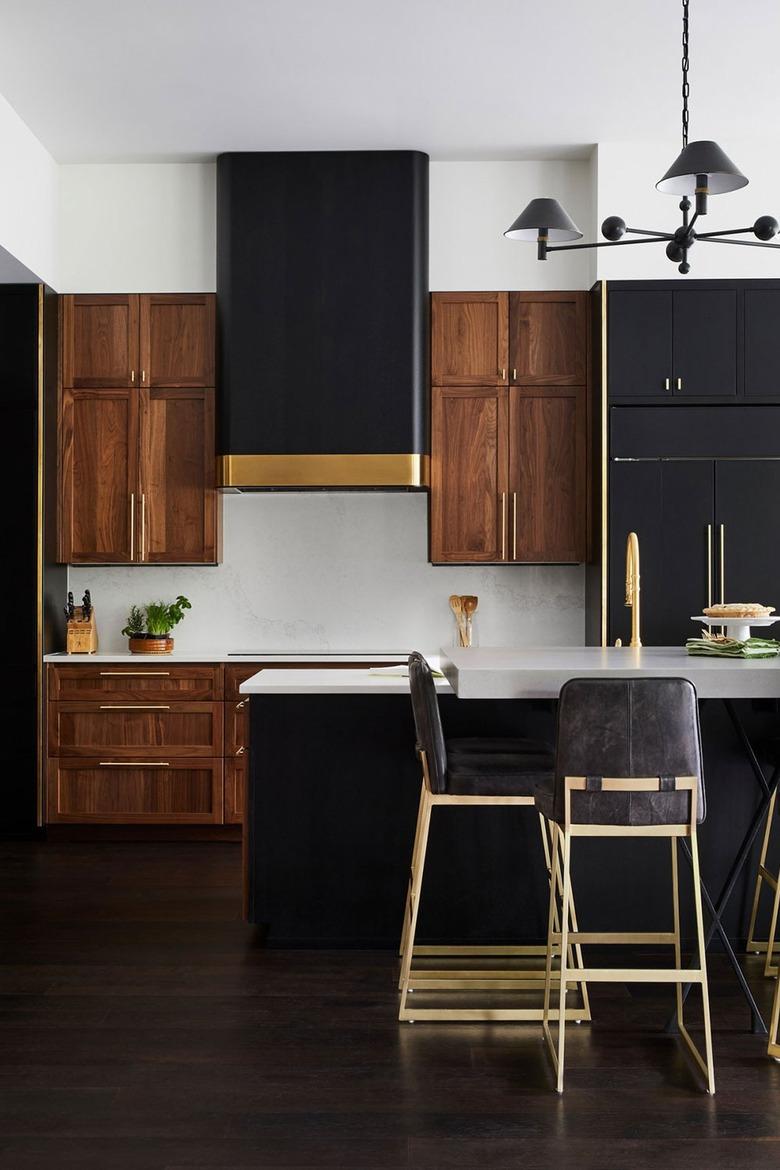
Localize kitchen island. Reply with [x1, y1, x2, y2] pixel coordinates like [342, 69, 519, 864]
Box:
[241, 646, 780, 1029]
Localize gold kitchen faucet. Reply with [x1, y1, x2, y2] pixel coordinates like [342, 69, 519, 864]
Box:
[625, 531, 641, 648]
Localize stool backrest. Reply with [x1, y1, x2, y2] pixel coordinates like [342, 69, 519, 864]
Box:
[408, 652, 447, 793]
[554, 677, 706, 824]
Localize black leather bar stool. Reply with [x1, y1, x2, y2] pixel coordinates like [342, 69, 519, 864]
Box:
[400, 652, 590, 1024]
[536, 676, 714, 1094]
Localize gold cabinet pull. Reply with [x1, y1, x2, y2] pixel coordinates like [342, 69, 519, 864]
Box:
[129, 492, 135, 561]
[140, 493, 146, 561]
[719, 523, 725, 603]
[665, 377, 671, 390]
[236, 700, 246, 710]
[99, 704, 171, 710]
[512, 368, 517, 381]
[706, 524, 713, 609]
[512, 492, 517, 560]
[131, 370, 136, 384]
[99, 671, 171, 677]
[99, 761, 170, 767]
[677, 377, 683, 391]
[501, 492, 507, 560]
[235, 746, 245, 756]
[141, 369, 147, 384]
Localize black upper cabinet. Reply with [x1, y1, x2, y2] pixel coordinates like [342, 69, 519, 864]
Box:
[608, 291, 672, 397]
[715, 461, 780, 603]
[608, 287, 737, 399]
[744, 289, 780, 397]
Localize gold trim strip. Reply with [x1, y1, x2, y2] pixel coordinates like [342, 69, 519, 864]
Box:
[600, 280, 608, 647]
[217, 453, 429, 489]
[36, 284, 44, 827]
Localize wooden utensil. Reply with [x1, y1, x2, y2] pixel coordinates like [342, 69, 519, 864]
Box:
[449, 594, 468, 647]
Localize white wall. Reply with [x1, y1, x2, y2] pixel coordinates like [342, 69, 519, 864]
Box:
[0, 93, 57, 285]
[429, 158, 596, 290]
[596, 139, 780, 280]
[57, 163, 216, 292]
[69, 494, 584, 653]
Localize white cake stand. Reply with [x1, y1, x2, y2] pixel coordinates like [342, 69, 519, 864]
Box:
[691, 615, 780, 642]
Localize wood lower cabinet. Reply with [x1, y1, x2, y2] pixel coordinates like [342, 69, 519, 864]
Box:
[49, 664, 222, 702]
[431, 293, 508, 386]
[224, 759, 246, 825]
[47, 758, 223, 824]
[62, 295, 139, 389]
[49, 702, 223, 759]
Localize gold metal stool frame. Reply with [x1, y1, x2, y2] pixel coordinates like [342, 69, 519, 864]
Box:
[398, 748, 591, 1024]
[746, 786, 780, 978]
[541, 774, 715, 1095]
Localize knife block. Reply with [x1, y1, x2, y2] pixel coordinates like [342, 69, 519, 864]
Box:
[66, 607, 98, 654]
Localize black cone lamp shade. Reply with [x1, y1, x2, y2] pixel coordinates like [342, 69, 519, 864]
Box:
[656, 139, 748, 195]
[503, 198, 582, 241]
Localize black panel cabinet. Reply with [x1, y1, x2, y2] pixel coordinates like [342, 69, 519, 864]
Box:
[609, 460, 714, 645]
[608, 288, 737, 399]
[715, 461, 780, 604]
[744, 289, 780, 397]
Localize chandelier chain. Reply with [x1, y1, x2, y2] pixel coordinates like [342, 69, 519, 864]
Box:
[681, 0, 690, 147]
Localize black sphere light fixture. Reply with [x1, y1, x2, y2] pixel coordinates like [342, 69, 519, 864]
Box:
[505, 0, 779, 275]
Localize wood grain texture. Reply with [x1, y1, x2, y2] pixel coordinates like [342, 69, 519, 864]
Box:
[509, 386, 587, 563]
[430, 385, 508, 563]
[59, 387, 138, 564]
[61, 294, 139, 388]
[46, 758, 224, 823]
[139, 387, 218, 564]
[48, 664, 223, 703]
[48, 702, 224, 759]
[224, 757, 246, 825]
[139, 293, 215, 388]
[431, 292, 508, 385]
[510, 291, 588, 385]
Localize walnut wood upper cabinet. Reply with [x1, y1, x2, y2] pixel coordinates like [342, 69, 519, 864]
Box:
[139, 294, 215, 387]
[62, 294, 215, 389]
[431, 293, 508, 385]
[139, 387, 218, 563]
[509, 292, 588, 385]
[509, 386, 587, 562]
[430, 386, 508, 562]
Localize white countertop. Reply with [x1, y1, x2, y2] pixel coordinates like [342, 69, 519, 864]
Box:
[240, 667, 453, 695]
[443, 645, 780, 700]
[43, 650, 415, 664]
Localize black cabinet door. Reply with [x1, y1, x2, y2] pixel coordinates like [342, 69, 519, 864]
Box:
[715, 461, 780, 605]
[608, 291, 673, 397]
[673, 290, 738, 397]
[609, 460, 714, 645]
[744, 290, 780, 397]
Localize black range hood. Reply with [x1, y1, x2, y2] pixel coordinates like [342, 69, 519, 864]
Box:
[216, 150, 429, 490]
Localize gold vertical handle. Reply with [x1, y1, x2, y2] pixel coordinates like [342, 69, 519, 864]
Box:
[131, 369, 135, 384]
[140, 493, 146, 562]
[512, 368, 517, 381]
[512, 492, 517, 560]
[499, 368, 506, 380]
[501, 492, 507, 560]
[129, 492, 135, 561]
[677, 377, 683, 391]
[665, 377, 671, 391]
[141, 369, 147, 384]
[719, 523, 725, 603]
[706, 524, 712, 608]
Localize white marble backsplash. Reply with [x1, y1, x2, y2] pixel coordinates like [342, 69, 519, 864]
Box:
[66, 493, 585, 653]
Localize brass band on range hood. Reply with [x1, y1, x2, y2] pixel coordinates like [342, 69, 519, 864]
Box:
[217, 453, 430, 489]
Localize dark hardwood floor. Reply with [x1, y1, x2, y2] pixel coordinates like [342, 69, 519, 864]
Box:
[1, 840, 779, 1169]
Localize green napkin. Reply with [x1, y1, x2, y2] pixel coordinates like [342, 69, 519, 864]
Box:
[686, 636, 780, 659]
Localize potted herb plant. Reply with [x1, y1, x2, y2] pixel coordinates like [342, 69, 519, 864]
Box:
[121, 596, 192, 654]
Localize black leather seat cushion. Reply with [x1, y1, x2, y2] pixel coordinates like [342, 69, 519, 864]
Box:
[447, 735, 553, 757]
[536, 677, 706, 826]
[447, 753, 554, 797]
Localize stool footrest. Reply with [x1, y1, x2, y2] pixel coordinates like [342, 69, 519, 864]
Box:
[551, 931, 676, 945]
[570, 967, 704, 983]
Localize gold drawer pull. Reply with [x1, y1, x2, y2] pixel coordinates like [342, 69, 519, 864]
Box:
[99, 704, 171, 710]
[99, 761, 170, 767]
[236, 700, 246, 710]
[235, 746, 245, 756]
[99, 671, 171, 676]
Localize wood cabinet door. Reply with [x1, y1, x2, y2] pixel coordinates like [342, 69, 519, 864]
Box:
[47, 757, 223, 823]
[431, 293, 508, 385]
[49, 702, 224, 759]
[62, 295, 139, 388]
[715, 461, 780, 604]
[509, 386, 587, 563]
[430, 386, 508, 562]
[139, 387, 218, 563]
[609, 460, 714, 645]
[608, 290, 673, 397]
[509, 292, 588, 385]
[224, 759, 246, 825]
[673, 290, 737, 397]
[48, 665, 222, 702]
[59, 388, 139, 563]
[139, 294, 216, 388]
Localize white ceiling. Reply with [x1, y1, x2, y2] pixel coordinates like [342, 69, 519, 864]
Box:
[0, 0, 775, 163]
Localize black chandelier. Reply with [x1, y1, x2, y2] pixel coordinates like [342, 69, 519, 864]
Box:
[505, 0, 779, 275]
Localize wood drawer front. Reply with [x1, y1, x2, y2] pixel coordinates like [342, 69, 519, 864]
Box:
[47, 758, 224, 823]
[225, 698, 249, 756]
[49, 665, 223, 702]
[224, 758, 246, 825]
[49, 702, 223, 758]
